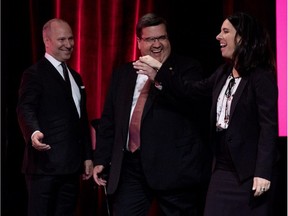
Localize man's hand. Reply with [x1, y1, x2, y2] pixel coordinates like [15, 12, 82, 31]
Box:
[93, 165, 107, 186]
[31, 131, 51, 151]
[133, 55, 162, 81]
[139, 55, 162, 70]
[82, 159, 93, 180]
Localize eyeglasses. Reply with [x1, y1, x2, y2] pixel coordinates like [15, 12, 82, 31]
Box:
[140, 35, 168, 43]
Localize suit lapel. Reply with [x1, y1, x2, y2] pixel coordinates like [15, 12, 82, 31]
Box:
[121, 65, 138, 138]
[42, 58, 79, 116]
[209, 64, 233, 128]
[69, 68, 85, 116]
[142, 55, 175, 119]
[229, 76, 248, 119]
[42, 58, 72, 94]
[211, 71, 230, 121]
[210, 64, 248, 125]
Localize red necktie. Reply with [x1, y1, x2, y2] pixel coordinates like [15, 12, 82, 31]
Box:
[128, 79, 151, 152]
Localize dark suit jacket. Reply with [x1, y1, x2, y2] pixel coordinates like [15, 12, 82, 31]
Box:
[94, 53, 212, 194]
[159, 63, 279, 182]
[210, 64, 279, 182]
[17, 57, 93, 175]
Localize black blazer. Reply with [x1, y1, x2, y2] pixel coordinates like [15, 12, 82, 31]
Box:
[94, 54, 211, 194]
[210, 64, 279, 182]
[17, 57, 93, 175]
[159, 63, 279, 182]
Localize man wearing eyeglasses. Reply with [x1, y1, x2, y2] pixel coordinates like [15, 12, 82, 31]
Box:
[93, 13, 211, 216]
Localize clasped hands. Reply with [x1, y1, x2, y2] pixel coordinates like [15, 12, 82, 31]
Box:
[133, 55, 162, 81]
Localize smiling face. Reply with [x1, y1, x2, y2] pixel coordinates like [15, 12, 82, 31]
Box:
[216, 19, 241, 60]
[43, 20, 74, 62]
[137, 23, 171, 63]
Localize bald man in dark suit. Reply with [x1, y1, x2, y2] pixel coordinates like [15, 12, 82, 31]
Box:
[17, 18, 93, 216]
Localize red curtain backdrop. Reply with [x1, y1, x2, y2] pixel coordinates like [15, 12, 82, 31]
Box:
[29, 0, 154, 125]
[26, 0, 276, 127]
[3, 1, 285, 216]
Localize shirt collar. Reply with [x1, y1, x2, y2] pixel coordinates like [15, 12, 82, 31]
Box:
[45, 53, 62, 68]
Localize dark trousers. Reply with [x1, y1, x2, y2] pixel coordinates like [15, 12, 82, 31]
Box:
[111, 150, 200, 216]
[25, 174, 79, 216]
